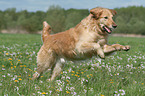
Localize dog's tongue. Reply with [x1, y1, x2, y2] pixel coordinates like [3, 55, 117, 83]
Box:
[104, 26, 111, 33]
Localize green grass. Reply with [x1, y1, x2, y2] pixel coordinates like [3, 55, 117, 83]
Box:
[1, 33, 145, 96]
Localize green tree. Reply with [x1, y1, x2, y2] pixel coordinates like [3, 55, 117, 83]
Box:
[4, 8, 17, 29]
[45, 5, 66, 34]
[21, 15, 41, 33]
[65, 9, 89, 30]
[0, 6, 145, 35]
[0, 11, 6, 30]
[115, 16, 128, 34]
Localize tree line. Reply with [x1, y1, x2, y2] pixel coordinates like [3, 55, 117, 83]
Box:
[0, 5, 145, 35]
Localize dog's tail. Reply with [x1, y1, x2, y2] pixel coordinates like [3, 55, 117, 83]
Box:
[42, 21, 51, 42]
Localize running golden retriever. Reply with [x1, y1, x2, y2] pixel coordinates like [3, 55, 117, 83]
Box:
[32, 7, 130, 81]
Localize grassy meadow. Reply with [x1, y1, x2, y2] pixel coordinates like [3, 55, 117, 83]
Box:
[0, 33, 145, 96]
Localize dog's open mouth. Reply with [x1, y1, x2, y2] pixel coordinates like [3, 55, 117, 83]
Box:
[103, 26, 112, 34]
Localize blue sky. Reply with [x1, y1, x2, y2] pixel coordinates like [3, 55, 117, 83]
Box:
[0, 0, 145, 12]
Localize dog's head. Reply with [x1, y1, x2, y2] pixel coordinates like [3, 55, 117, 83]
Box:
[90, 7, 117, 34]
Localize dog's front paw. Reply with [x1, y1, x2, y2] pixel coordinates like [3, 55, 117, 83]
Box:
[122, 45, 130, 51]
[98, 52, 105, 59]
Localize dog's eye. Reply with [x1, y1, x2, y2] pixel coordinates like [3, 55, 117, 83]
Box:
[104, 17, 108, 19]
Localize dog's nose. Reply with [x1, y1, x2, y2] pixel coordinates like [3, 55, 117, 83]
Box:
[112, 24, 117, 28]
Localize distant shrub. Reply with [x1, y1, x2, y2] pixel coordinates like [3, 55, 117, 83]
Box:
[0, 6, 145, 35]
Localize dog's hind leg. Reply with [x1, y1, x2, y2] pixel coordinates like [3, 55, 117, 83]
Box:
[32, 47, 56, 80]
[49, 58, 65, 81]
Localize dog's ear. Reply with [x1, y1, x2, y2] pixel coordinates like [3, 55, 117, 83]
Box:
[109, 9, 117, 15]
[90, 7, 103, 19]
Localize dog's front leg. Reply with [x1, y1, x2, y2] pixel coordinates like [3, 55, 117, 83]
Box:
[78, 43, 105, 59]
[103, 44, 130, 54]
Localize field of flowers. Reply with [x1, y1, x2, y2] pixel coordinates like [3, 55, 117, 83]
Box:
[1, 33, 145, 96]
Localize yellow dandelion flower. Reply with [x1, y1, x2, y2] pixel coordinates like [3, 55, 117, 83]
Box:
[14, 80, 18, 82]
[8, 58, 12, 60]
[77, 75, 80, 77]
[66, 91, 70, 94]
[101, 94, 104, 96]
[109, 79, 113, 81]
[81, 72, 84, 74]
[23, 65, 26, 67]
[18, 78, 22, 80]
[72, 71, 75, 73]
[66, 80, 69, 82]
[20, 65, 23, 67]
[61, 72, 63, 74]
[18, 59, 21, 61]
[2, 65, 5, 67]
[56, 89, 60, 92]
[6, 53, 9, 55]
[90, 74, 93, 77]
[71, 74, 74, 76]
[142, 83, 144, 85]
[41, 92, 47, 94]
[110, 82, 114, 83]
[29, 69, 32, 71]
[11, 67, 13, 69]
[41, 76, 43, 78]
[29, 78, 32, 80]
[76, 72, 79, 74]
[75, 74, 78, 77]
[14, 66, 16, 68]
[87, 75, 90, 78]
[28, 75, 31, 76]
[17, 76, 21, 77]
[10, 61, 13, 65]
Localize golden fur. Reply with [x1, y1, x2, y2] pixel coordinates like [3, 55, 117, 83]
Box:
[32, 7, 130, 81]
